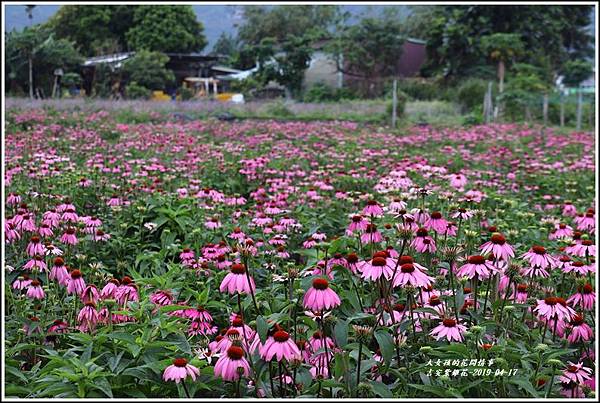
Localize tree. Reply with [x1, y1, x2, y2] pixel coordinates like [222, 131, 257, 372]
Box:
[211, 33, 237, 57]
[237, 5, 341, 47]
[420, 6, 594, 79]
[501, 63, 548, 122]
[562, 60, 593, 130]
[481, 33, 524, 95]
[5, 25, 82, 99]
[45, 6, 134, 56]
[327, 14, 405, 97]
[125, 6, 206, 53]
[121, 50, 175, 90]
[233, 5, 341, 97]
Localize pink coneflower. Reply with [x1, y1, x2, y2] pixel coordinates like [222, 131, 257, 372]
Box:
[388, 198, 407, 213]
[521, 246, 557, 269]
[150, 290, 173, 306]
[430, 318, 467, 342]
[77, 302, 99, 332]
[92, 229, 111, 242]
[549, 223, 574, 240]
[107, 194, 122, 207]
[567, 314, 593, 343]
[5, 222, 20, 243]
[26, 235, 46, 257]
[115, 277, 139, 305]
[100, 278, 120, 299]
[7, 192, 22, 206]
[49, 257, 69, 286]
[363, 199, 384, 217]
[392, 263, 434, 288]
[570, 240, 596, 258]
[48, 319, 69, 334]
[39, 224, 54, 238]
[23, 255, 47, 272]
[188, 320, 218, 336]
[260, 329, 301, 361]
[513, 284, 529, 303]
[567, 284, 595, 310]
[574, 209, 595, 232]
[26, 280, 45, 300]
[229, 227, 246, 241]
[12, 275, 32, 290]
[44, 243, 63, 256]
[205, 217, 221, 230]
[345, 252, 360, 274]
[411, 228, 436, 254]
[180, 248, 195, 262]
[359, 252, 395, 282]
[424, 212, 448, 235]
[60, 227, 78, 245]
[450, 174, 467, 189]
[308, 330, 336, 352]
[346, 214, 368, 235]
[562, 202, 578, 217]
[80, 285, 99, 304]
[61, 208, 79, 223]
[219, 263, 255, 295]
[66, 270, 86, 295]
[361, 224, 383, 244]
[213, 346, 251, 381]
[534, 297, 576, 322]
[451, 208, 474, 221]
[456, 255, 496, 280]
[521, 265, 550, 278]
[479, 233, 515, 261]
[303, 278, 341, 311]
[163, 358, 200, 383]
[559, 362, 592, 385]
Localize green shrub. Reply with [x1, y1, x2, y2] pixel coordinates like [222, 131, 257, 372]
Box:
[456, 79, 493, 113]
[397, 79, 440, 101]
[385, 89, 408, 121]
[125, 82, 152, 100]
[229, 77, 263, 98]
[179, 86, 194, 101]
[122, 50, 175, 90]
[264, 101, 294, 118]
[302, 83, 359, 103]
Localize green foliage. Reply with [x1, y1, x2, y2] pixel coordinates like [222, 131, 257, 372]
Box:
[327, 15, 405, 97]
[420, 5, 594, 78]
[210, 32, 237, 57]
[5, 25, 83, 96]
[302, 83, 357, 102]
[480, 33, 525, 63]
[125, 82, 152, 100]
[385, 89, 408, 118]
[264, 101, 295, 118]
[122, 50, 175, 90]
[456, 79, 493, 112]
[45, 5, 132, 57]
[61, 72, 82, 88]
[228, 77, 263, 98]
[397, 79, 441, 101]
[125, 6, 207, 53]
[561, 59, 593, 87]
[178, 86, 194, 101]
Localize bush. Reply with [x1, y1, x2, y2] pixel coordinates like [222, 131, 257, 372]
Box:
[229, 77, 263, 99]
[397, 79, 440, 101]
[385, 89, 408, 120]
[125, 82, 152, 100]
[456, 79, 494, 113]
[264, 101, 295, 118]
[179, 86, 194, 101]
[122, 50, 175, 90]
[302, 83, 358, 103]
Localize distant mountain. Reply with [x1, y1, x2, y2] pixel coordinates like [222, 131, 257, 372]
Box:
[3, 4, 412, 50]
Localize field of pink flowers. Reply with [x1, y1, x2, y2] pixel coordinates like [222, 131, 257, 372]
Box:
[4, 108, 597, 398]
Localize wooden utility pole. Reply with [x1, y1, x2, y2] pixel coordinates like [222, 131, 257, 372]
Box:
[542, 93, 548, 127]
[576, 87, 583, 130]
[392, 79, 398, 128]
[484, 81, 493, 124]
[559, 92, 565, 127]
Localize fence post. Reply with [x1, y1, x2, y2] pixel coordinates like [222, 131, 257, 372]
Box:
[392, 79, 398, 128]
[542, 93, 548, 127]
[484, 82, 493, 123]
[576, 88, 583, 130]
[559, 92, 565, 127]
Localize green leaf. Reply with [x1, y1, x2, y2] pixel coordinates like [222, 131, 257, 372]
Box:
[371, 380, 393, 397]
[256, 315, 268, 344]
[374, 330, 394, 365]
[508, 377, 540, 397]
[333, 319, 349, 348]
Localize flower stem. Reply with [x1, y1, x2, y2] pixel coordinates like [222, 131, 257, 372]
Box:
[355, 341, 363, 397]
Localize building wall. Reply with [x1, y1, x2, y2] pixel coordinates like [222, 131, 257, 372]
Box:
[303, 51, 341, 90]
[304, 40, 426, 91]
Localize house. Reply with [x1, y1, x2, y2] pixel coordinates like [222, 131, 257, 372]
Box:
[303, 37, 427, 91]
[80, 52, 225, 96]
